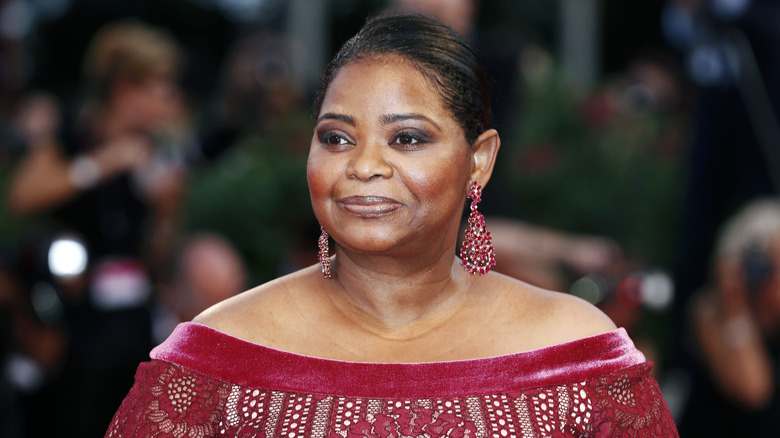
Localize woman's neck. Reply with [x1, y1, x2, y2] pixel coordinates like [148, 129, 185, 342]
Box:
[325, 250, 475, 337]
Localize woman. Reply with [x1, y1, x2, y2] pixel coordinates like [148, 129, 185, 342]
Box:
[8, 20, 187, 290]
[106, 14, 677, 437]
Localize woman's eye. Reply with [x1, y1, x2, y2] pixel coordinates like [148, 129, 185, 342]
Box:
[395, 134, 418, 145]
[392, 132, 427, 147]
[320, 133, 350, 146]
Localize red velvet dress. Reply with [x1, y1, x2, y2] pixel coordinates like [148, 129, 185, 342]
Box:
[106, 323, 678, 437]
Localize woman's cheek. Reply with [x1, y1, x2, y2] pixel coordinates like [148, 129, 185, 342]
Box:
[410, 157, 465, 196]
[405, 169, 460, 219]
[307, 155, 336, 213]
[307, 169, 327, 200]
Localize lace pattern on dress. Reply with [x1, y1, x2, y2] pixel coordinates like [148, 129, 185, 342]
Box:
[105, 360, 677, 437]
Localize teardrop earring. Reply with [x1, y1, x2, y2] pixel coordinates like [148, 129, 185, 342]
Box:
[460, 181, 496, 275]
[318, 226, 332, 278]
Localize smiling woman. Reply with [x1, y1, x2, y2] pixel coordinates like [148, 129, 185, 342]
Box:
[105, 14, 677, 437]
[308, 56, 482, 261]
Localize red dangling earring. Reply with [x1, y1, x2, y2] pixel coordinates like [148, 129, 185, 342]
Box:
[460, 181, 496, 275]
[318, 226, 332, 278]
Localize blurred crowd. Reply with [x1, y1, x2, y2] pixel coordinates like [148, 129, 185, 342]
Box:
[0, 15, 252, 437]
[0, 0, 778, 436]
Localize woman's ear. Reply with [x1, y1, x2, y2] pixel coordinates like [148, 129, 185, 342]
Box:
[469, 129, 501, 187]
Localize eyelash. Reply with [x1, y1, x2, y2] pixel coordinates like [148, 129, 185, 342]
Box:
[391, 131, 429, 149]
[318, 132, 351, 148]
[316, 130, 430, 150]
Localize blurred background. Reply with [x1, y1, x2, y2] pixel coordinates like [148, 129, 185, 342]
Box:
[0, 0, 779, 436]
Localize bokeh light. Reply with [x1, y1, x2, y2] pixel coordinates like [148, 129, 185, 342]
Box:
[48, 236, 88, 278]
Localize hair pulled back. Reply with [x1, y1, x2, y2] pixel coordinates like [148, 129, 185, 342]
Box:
[84, 20, 182, 102]
[313, 14, 490, 145]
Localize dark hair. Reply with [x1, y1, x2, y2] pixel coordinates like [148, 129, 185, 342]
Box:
[313, 14, 490, 144]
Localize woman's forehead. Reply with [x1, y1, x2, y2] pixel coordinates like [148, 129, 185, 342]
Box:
[320, 56, 449, 117]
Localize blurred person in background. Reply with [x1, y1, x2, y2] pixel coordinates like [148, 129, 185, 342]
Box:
[662, 0, 780, 426]
[4, 20, 189, 437]
[185, 28, 321, 280]
[680, 199, 780, 435]
[152, 233, 247, 343]
[217, 31, 306, 139]
[484, 218, 620, 292]
[8, 19, 186, 266]
[666, 0, 780, 336]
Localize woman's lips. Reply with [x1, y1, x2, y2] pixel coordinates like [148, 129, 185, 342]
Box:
[338, 196, 402, 217]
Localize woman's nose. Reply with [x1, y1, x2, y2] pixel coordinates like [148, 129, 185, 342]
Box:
[347, 142, 393, 180]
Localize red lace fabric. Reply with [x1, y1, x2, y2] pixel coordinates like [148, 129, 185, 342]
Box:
[106, 323, 678, 437]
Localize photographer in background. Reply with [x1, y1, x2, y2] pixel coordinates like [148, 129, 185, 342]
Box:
[4, 20, 187, 437]
[682, 199, 780, 435]
[8, 20, 186, 271]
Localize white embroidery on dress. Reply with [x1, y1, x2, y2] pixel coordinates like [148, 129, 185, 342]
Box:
[311, 396, 332, 438]
[264, 390, 286, 436]
[467, 395, 488, 436]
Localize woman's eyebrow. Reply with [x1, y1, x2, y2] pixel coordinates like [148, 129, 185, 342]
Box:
[317, 113, 355, 125]
[380, 113, 442, 132]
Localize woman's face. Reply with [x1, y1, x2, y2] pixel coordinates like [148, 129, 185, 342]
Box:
[307, 56, 474, 256]
[114, 75, 181, 131]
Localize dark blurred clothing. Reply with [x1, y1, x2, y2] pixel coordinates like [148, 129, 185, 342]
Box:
[678, 342, 780, 436]
[22, 305, 153, 437]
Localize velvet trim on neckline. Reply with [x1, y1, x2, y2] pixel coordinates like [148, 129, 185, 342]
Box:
[151, 322, 645, 398]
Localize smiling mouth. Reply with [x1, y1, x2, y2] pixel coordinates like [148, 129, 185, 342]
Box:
[338, 196, 402, 217]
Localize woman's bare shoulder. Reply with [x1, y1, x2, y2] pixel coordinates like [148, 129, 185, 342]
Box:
[192, 265, 321, 344]
[490, 272, 617, 348]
